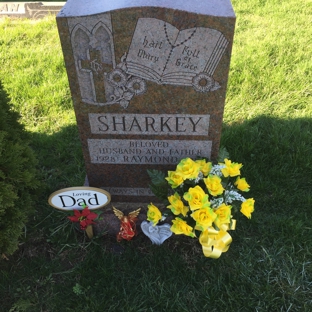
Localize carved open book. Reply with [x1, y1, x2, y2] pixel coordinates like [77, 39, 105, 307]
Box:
[125, 18, 229, 91]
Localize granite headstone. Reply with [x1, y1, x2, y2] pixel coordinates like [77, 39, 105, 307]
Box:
[56, 0, 236, 202]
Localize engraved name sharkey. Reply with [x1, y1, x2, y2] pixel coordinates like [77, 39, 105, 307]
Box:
[89, 113, 209, 135]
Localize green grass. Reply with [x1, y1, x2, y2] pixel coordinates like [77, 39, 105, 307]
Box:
[0, 0, 312, 311]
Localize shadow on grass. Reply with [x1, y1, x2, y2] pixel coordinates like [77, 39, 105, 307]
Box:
[1, 115, 311, 311]
[30, 124, 86, 192]
[221, 115, 312, 211]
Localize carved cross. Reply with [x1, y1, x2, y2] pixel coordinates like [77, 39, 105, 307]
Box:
[80, 49, 112, 103]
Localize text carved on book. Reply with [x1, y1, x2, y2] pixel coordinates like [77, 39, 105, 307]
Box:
[73, 17, 229, 108]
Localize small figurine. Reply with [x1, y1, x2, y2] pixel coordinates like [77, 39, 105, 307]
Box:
[141, 221, 172, 245]
[113, 206, 141, 241]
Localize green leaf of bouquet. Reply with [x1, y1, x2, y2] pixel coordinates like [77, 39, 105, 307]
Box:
[194, 229, 201, 238]
[217, 146, 230, 162]
[147, 169, 167, 186]
[149, 183, 168, 202]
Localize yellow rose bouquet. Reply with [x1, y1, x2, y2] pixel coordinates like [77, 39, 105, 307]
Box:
[146, 154, 255, 259]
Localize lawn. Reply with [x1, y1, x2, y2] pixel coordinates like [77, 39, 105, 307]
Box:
[0, 0, 312, 311]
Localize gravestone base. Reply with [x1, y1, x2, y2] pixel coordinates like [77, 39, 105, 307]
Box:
[92, 202, 168, 238]
[84, 175, 158, 203]
[93, 203, 145, 237]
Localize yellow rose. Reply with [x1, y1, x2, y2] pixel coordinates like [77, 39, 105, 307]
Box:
[234, 177, 250, 192]
[183, 185, 210, 211]
[240, 198, 255, 219]
[195, 159, 212, 176]
[167, 193, 189, 217]
[214, 203, 232, 228]
[170, 217, 195, 237]
[191, 207, 217, 231]
[147, 203, 162, 225]
[204, 174, 225, 196]
[176, 157, 201, 180]
[165, 170, 184, 188]
[221, 158, 242, 177]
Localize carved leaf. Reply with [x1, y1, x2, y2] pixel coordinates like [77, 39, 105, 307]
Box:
[119, 100, 129, 109]
[114, 87, 123, 97]
[123, 91, 134, 101]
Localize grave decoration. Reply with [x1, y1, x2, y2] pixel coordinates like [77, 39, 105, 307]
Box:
[141, 203, 173, 245]
[56, 0, 236, 202]
[142, 155, 255, 259]
[112, 206, 141, 241]
[48, 186, 111, 238]
[67, 204, 99, 238]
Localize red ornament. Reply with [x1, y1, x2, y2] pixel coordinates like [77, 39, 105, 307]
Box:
[68, 206, 98, 230]
[113, 207, 141, 242]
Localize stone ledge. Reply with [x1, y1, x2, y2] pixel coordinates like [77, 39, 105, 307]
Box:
[0, 2, 65, 18]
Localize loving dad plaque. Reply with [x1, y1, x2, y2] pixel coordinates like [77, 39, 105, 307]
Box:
[48, 187, 111, 211]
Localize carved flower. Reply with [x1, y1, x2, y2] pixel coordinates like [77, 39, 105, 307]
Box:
[126, 77, 147, 95]
[107, 68, 127, 87]
[192, 73, 215, 93]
